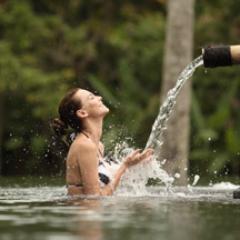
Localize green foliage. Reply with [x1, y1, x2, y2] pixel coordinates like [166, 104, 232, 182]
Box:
[0, 0, 166, 175]
[1, 0, 240, 179]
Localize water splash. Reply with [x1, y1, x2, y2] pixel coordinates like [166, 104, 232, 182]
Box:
[115, 56, 203, 195]
[109, 142, 173, 196]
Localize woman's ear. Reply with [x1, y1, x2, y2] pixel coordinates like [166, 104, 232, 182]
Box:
[76, 109, 88, 119]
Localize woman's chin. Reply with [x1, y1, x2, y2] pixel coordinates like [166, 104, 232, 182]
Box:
[98, 105, 109, 116]
[103, 107, 110, 115]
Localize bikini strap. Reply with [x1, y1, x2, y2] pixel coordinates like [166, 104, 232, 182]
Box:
[81, 131, 89, 139]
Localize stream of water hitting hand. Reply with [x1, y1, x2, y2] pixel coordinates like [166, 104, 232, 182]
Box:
[146, 55, 203, 153]
[116, 55, 203, 195]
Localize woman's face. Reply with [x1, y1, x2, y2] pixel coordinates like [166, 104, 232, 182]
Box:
[75, 89, 109, 118]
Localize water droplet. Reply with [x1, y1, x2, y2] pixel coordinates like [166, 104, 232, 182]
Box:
[174, 173, 181, 179]
[161, 159, 167, 165]
[192, 174, 200, 186]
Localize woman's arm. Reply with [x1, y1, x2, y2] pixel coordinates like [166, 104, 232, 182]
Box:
[99, 163, 127, 195]
[76, 141, 101, 195]
[100, 148, 154, 195]
[77, 141, 153, 196]
[76, 141, 124, 196]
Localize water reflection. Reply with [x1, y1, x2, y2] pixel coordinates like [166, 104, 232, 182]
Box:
[66, 198, 103, 240]
[0, 187, 239, 240]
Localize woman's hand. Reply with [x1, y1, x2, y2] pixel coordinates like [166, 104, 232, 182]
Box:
[123, 148, 154, 167]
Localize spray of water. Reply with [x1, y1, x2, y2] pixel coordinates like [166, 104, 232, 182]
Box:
[115, 56, 203, 196]
[110, 142, 173, 196]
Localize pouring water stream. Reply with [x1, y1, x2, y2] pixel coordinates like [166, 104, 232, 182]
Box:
[116, 55, 203, 195]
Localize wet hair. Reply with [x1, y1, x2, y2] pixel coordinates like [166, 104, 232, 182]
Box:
[51, 88, 83, 137]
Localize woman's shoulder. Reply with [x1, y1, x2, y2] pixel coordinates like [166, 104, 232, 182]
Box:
[71, 137, 98, 165]
[70, 135, 97, 153]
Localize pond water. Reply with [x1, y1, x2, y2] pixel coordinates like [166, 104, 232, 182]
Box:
[0, 185, 239, 240]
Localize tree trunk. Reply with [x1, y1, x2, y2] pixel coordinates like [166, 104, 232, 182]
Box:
[160, 0, 195, 185]
[0, 91, 3, 175]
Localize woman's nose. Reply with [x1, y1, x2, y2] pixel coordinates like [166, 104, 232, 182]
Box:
[98, 96, 102, 101]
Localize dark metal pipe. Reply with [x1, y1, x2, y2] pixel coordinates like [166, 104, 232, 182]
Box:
[202, 45, 240, 68]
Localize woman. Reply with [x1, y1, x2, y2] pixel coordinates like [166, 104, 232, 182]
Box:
[51, 88, 153, 196]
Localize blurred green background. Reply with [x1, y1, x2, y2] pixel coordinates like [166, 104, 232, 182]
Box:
[0, 0, 240, 183]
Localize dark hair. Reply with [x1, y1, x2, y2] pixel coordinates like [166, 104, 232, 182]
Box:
[51, 88, 83, 137]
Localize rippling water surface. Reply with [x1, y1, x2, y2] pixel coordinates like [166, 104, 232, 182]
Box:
[0, 185, 240, 240]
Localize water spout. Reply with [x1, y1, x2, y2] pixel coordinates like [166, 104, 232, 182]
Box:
[203, 45, 240, 68]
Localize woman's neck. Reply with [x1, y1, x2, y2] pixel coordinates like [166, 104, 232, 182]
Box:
[82, 118, 103, 144]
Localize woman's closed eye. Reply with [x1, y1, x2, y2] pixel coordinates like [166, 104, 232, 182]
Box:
[88, 94, 96, 100]
[88, 93, 102, 101]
